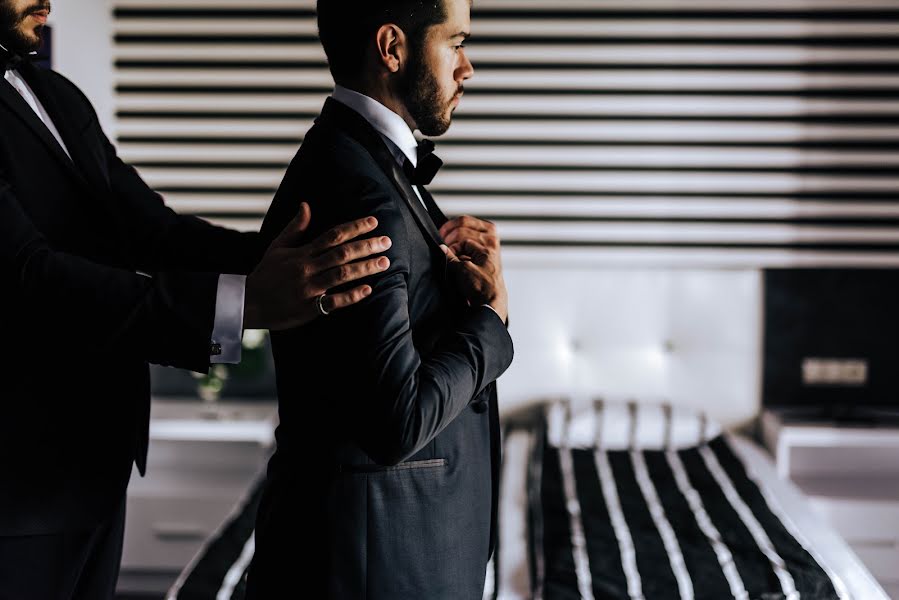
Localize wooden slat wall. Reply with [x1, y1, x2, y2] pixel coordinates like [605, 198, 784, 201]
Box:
[113, 0, 899, 267]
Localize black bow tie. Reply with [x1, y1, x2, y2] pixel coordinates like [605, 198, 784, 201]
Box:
[402, 139, 443, 186]
[0, 46, 24, 72]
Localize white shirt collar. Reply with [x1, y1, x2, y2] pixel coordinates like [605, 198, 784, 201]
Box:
[331, 85, 419, 168]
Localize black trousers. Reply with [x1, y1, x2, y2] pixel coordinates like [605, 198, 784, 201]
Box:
[0, 496, 126, 600]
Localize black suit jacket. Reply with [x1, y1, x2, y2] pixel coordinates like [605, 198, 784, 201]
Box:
[0, 61, 263, 536]
[247, 99, 514, 599]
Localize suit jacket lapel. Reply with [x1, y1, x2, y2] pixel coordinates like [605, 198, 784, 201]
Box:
[317, 98, 446, 253]
[384, 158, 446, 248]
[16, 62, 109, 193]
[418, 186, 449, 230]
[0, 70, 86, 187]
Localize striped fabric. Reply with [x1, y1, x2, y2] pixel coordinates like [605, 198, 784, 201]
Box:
[526, 439, 840, 600]
[487, 401, 844, 600]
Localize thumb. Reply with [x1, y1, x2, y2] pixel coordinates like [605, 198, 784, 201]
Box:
[271, 202, 312, 249]
[441, 244, 462, 264]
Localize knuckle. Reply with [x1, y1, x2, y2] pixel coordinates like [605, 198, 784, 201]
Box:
[326, 228, 342, 245]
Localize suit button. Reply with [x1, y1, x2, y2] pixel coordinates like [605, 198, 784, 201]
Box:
[472, 400, 488, 413]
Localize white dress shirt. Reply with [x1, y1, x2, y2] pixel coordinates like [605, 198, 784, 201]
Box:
[3, 67, 245, 364]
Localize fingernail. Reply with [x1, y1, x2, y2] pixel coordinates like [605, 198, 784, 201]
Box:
[378, 257, 390, 269]
[362, 286, 372, 296]
[381, 236, 392, 248]
[368, 217, 378, 227]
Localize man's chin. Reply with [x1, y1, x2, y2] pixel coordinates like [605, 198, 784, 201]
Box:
[421, 121, 451, 137]
[4, 37, 42, 55]
[422, 111, 455, 137]
[12, 24, 44, 53]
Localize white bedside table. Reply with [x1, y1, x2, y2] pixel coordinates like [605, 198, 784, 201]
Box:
[117, 398, 277, 595]
[760, 409, 899, 599]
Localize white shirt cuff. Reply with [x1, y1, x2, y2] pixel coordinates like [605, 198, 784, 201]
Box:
[211, 274, 246, 364]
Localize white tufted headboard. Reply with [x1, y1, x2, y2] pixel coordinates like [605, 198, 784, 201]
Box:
[498, 257, 763, 429]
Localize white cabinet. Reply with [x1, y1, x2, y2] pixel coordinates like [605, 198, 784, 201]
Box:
[117, 400, 276, 595]
[760, 410, 899, 598]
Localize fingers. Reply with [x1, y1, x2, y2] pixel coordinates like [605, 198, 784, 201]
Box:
[311, 235, 392, 273]
[270, 203, 312, 249]
[320, 285, 373, 314]
[305, 216, 380, 257]
[452, 238, 490, 261]
[440, 215, 496, 240]
[443, 227, 499, 250]
[312, 256, 391, 291]
[441, 244, 462, 264]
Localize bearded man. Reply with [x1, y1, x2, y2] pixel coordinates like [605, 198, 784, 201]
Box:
[246, 0, 514, 598]
[0, 1, 396, 596]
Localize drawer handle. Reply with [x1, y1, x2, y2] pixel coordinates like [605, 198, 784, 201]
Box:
[152, 522, 208, 541]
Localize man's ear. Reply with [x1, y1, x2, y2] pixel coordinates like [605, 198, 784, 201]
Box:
[375, 23, 406, 73]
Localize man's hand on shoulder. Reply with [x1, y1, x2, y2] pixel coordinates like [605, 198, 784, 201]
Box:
[244, 202, 392, 330]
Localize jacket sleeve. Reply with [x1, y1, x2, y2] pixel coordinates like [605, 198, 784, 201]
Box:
[54, 68, 265, 277]
[0, 176, 219, 373]
[302, 175, 514, 466]
[100, 132, 265, 276]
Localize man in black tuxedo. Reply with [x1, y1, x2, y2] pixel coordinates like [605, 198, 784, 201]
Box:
[247, 0, 514, 598]
[0, 1, 395, 597]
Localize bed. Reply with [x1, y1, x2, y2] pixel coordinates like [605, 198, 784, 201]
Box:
[487, 400, 884, 600]
[166, 265, 888, 599]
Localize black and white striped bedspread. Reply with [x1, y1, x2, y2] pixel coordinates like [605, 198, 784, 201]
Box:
[168, 401, 846, 600]
[486, 401, 846, 600]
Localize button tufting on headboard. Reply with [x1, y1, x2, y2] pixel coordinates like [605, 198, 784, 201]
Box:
[498, 264, 762, 429]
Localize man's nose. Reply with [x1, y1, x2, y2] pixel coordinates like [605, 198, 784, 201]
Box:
[458, 50, 474, 81]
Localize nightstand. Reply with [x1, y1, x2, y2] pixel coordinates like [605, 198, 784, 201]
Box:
[760, 409, 899, 599]
[116, 398, 277, 595]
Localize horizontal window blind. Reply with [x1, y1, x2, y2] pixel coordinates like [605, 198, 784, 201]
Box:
[113, 0, 899, 267]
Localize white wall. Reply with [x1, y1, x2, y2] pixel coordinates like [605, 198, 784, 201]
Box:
[49, 0, 115, 138]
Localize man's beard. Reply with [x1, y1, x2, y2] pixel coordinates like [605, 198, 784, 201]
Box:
[399, 45, 459, 137]
[0, 2, 48, 55]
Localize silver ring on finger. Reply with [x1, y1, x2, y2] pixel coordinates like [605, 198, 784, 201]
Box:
[315, 293, 331, 317]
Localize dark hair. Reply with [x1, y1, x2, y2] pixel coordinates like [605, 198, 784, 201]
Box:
[317, 0, 447, 84]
